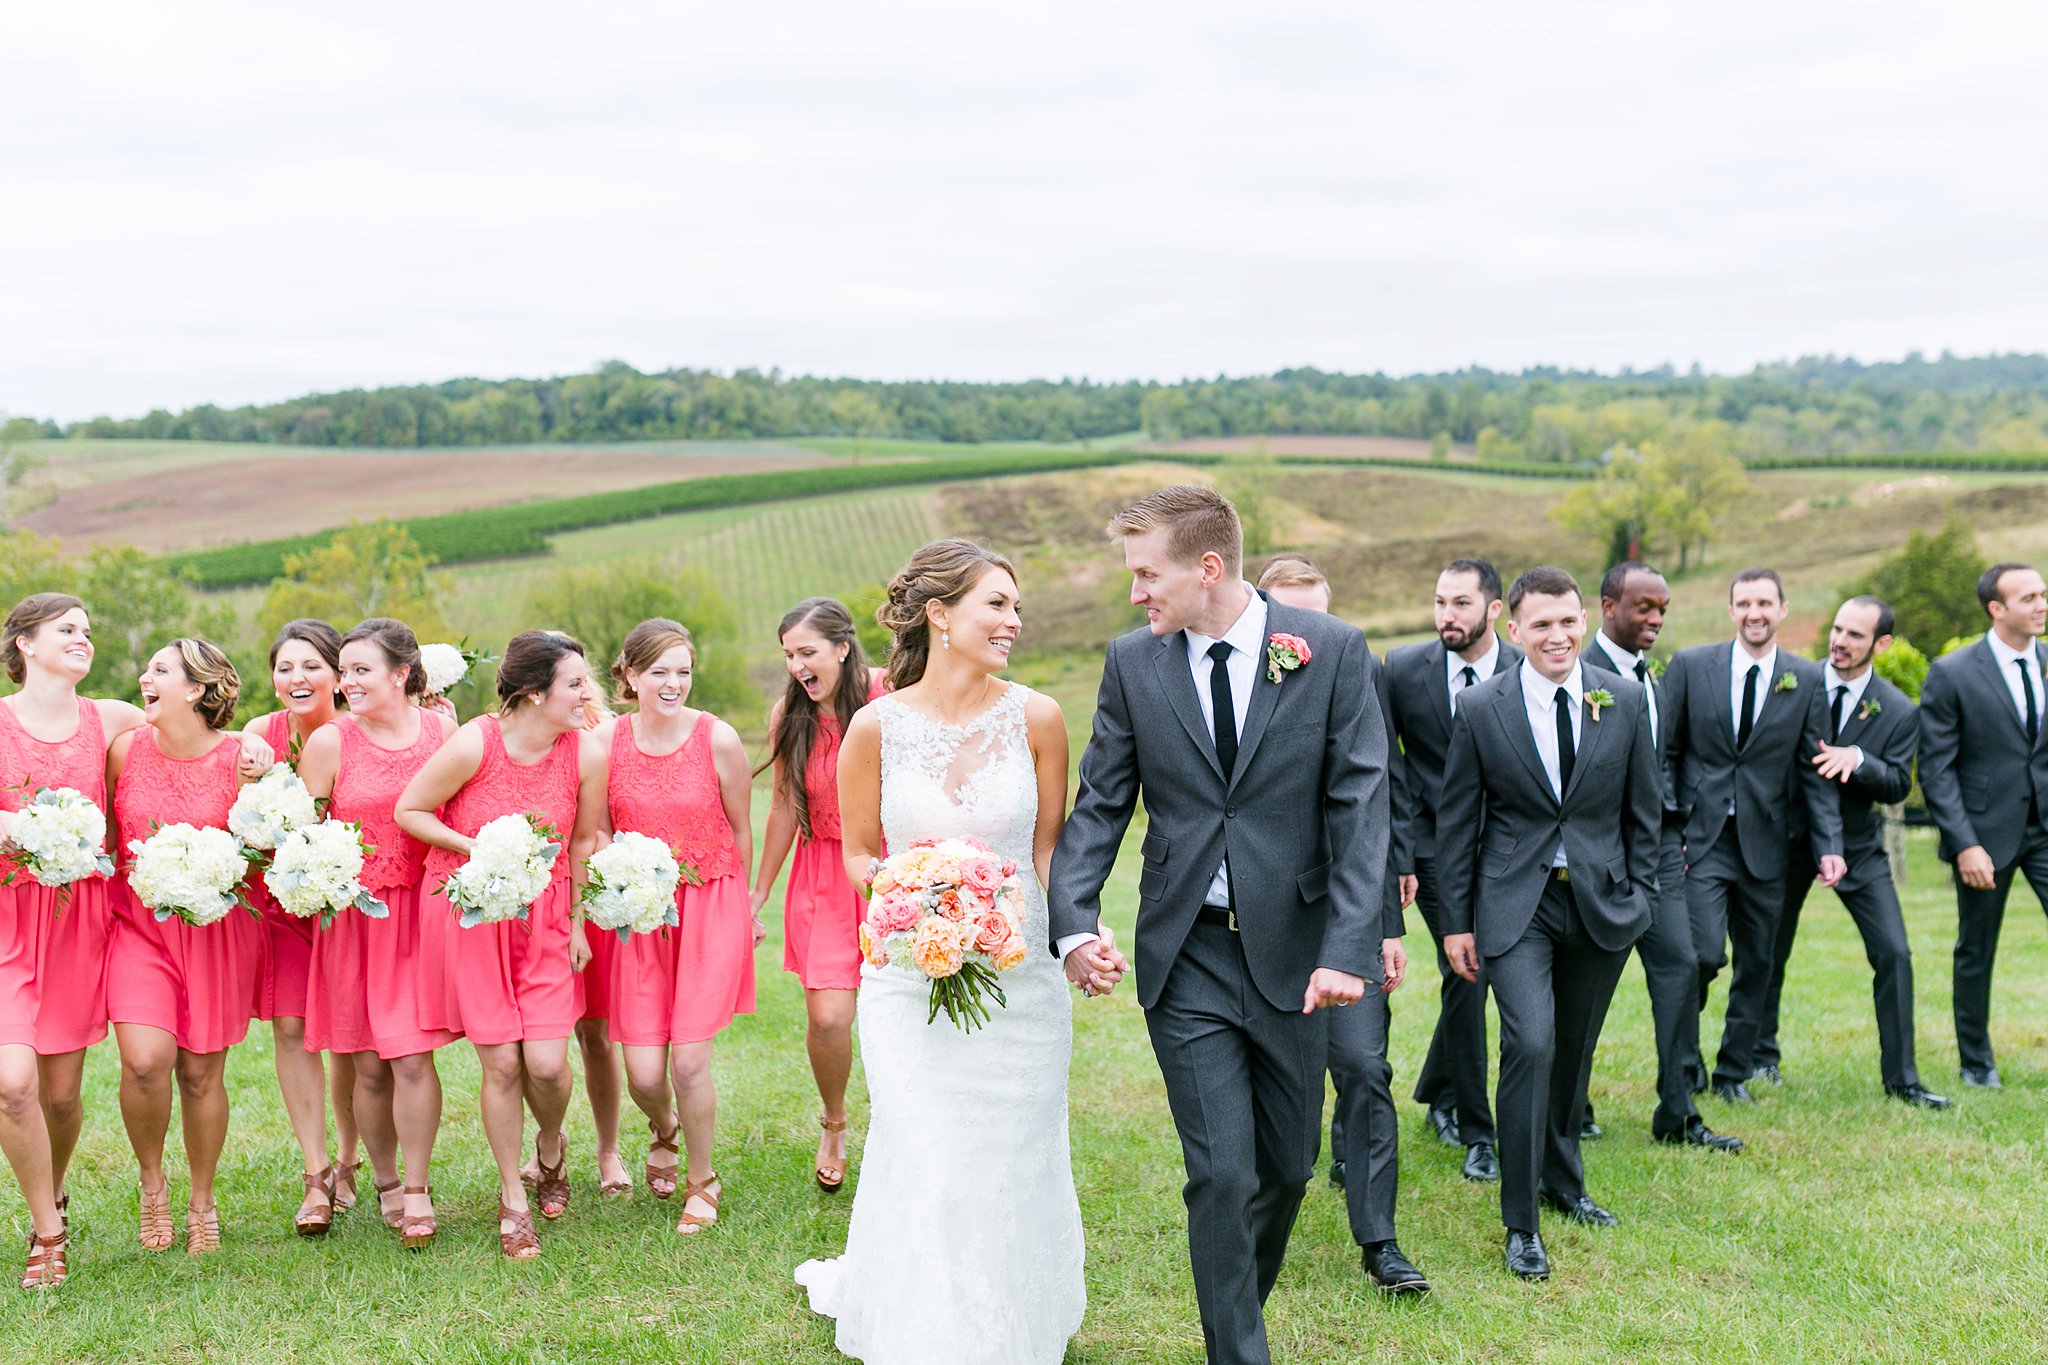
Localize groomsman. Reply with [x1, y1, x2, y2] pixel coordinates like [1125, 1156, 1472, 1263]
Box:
[1918, 562, 2048, 1089]
[1754, 596, 1948, 1107]
[1582, 563, 1743, 1151]
[1384, 559, 1520, 1183]
[1662, 568, 1844, 1106]
[1437, 566, 1660, 1280]
[1256, 554, 1425, 1294]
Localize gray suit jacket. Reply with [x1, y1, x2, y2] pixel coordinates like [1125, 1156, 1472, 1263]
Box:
[1784, 673, 1917, 894]
[1435, 663, 1660, 958]
[1662, 642, 1842, 879]
[1049, 596, 1391, 1012]
[1384, 637, 1523, 871]
[1581, 642, 1677, 814]
[1918, 638, 2048, 866]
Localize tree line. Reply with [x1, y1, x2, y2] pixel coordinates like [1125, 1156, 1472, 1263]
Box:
[16, 351, 2048, 459]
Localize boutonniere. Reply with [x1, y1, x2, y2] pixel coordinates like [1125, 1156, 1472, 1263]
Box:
[1858, 698, 1881, 721]
[1774, 671, 1798, 694]
[1266, 633, 1312, 684]
[1585, 688, 1615, 722]
[1644, 655, 1667, 680]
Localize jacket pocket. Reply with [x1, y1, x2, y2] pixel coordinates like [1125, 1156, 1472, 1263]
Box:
[1142, 830, 1170, 865]
[1297, 861, 1331, 903]
[1480, 829, 1520, 879]
[1138, 865, 1167, 902]
[1608, 858, 1630, 891]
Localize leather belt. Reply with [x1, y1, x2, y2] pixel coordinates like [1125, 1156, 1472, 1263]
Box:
[1195, 905, 1237, 930]
[1662, 809, 1688, 828]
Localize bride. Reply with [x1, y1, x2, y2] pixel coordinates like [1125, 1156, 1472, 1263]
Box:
[795, 539, 1113, 1363]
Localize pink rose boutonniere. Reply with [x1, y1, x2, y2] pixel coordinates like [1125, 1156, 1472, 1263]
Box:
[1266, 633, 1312, 684]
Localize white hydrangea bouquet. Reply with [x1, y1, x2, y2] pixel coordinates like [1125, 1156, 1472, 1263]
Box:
[128, 823, 253, 926]
[4, 786, 115, 893]
[265, 820, 389, 927]
[439, 813, 561, 928]
[227, 763, 318, 850]
[579, 832, 699, 941]
[420, 640, 495, 701]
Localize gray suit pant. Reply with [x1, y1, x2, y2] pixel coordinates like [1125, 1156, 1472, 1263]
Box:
[1953, 823, 2048, 1073]
[1146, 917, 1328, 1365]
[1407, 856, 1497, 1142]
[1484, 876, 1630, 1233]
[1326, 985, 1397, 1245]
[1688, 829, 1786, 1089]
[1638, 826, 1702, 1135]
[1759, 844, 1920, 1089]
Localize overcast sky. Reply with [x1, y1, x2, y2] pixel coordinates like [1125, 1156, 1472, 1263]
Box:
[6, 0, 2044, 423]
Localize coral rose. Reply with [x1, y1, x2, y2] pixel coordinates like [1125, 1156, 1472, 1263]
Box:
[873, 889, 921, 934]
[959, 856, 1002, 895]
[859, 922, 887, 967]
[913, 915, 966, 978]
[936, 888, 967, 921]
[972, 912, 1011, 954]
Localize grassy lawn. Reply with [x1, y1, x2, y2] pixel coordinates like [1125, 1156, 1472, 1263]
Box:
[4, 819, 2045, 1362]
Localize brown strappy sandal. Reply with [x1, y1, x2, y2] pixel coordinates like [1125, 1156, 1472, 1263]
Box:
[137, 1177, 174, 1252]
[400, 1185, 436, 1251]
[498, 1200, 540, 1260]
[21, 1229, 67, 1290]
[332, 1159, 362, 1212]
[676, 1173, 721, 1235]
[294, 1164, 337, 1237]
[373, 1175, 405, 1231]
[534, 1134, 570, 1220]
[645, 1122, 680, 1200]
[816, 1116, 850, 1192]
[186, 1202, 220, 1255]
[54, 1192, 69, 1236]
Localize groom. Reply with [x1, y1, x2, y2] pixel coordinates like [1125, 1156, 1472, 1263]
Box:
[1050, 485, 1393, 1365]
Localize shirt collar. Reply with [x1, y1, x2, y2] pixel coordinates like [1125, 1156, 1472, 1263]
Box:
[1733, 642, 1777, 683]
[1987, 631, 2038, 670]
[1824, 665, 1873, 711]
[1447, 633, 1500, 684]
[1595, 630, 1643, 673]
[1520, 658, 1585, 710]
[1186, 584, 1268, 661]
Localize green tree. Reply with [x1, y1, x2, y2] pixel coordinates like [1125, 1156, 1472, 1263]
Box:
[1218, 440, 1280, 555]
[1555, 445, 1661, 565]
[1429, 430, 1451, 462]
[260, 520, 448, 638]
[1852, 520, 1985, 653]
[1140, 388, 1189, 443]
[522, 559, 750, 719]
[1871, 636, 1930, 701]
[1643, 421, 1749, 571]
[828, 391, 886, 465]
[0, 433, 39, 528]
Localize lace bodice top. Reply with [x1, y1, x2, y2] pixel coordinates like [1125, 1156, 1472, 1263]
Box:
[803, 715, 848, 842]
[609, 713, 742, 882]
[0, 697, 108, 879]
[331, 711, 446, 892]
[114, 728, 243, 864]
[423, 716, 581, 888]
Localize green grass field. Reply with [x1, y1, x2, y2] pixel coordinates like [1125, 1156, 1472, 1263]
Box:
[4, 801, 2046, 1364]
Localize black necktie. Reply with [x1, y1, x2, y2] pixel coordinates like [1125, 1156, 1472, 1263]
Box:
[1456, 665, 1477, 711]
[1737, 664, 1759, 750]
[2020, 659, 2039, 743]
[1554, 686, 1575, 798]
[1208, 640, 1237, 777]
[1634, 659, 1649, 685]
[1830, 685, 1847, 742]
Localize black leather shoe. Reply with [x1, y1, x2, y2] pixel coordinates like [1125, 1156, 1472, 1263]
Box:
[1887, 1083, 1953, 1110]
[1426, 1106, 1462, 1147]
[1751, 1064, 1784, 1086]
[1711, 1081, 1755, 1106]
[1328, 1161, 1347, 1189]
[1462, 1140, 1499, 1183]
[1541, 1189, 1619, 1227]
[1655, 1117, 1745, 1153]
[1363, 1240, 1430, 1295]
[1580, 1117, 1604, 1140]
[1504, 1229, 1549, 1280]
[1960, 1066, 2003, 1091]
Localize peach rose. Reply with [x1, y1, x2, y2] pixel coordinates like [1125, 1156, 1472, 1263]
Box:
[991, 935, 1028, 972]
[913, 915, 965, 978]
[972, 911, 1011, 955]
[936, 888, 967, 922]
[859, 921, 888, 968]
[959, 856, 1002, 895]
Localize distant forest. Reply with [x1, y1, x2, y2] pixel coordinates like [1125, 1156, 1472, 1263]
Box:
[21, 351, 2048, 461]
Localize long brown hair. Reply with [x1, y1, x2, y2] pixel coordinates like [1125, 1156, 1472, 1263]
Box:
[761, 598, 871, 840]
[877, 540, 1017, 690]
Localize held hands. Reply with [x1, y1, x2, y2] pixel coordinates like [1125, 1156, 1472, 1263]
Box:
[1379, 938, 1407, 994]
[751, 914, 769, 947]
[569, 923, 593, 973]
[1063, 923, 1129, 997]
[237, 733, 278, 779]
[1957, 845, 1997, 891]
[1444, 932, 1480, 983]
[1816, 854, 1847, 889]
[1811, 742, 1862, 782]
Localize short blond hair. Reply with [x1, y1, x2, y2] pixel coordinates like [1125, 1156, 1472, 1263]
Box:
[1256, 555, 1327, 593]
[1107, 485, 1241, 574]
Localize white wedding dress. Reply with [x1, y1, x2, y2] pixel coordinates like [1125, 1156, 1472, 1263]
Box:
[795, 684, 1086, 1363]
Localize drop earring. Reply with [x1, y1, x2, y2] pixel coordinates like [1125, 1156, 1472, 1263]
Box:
[941, 629, 951, 650]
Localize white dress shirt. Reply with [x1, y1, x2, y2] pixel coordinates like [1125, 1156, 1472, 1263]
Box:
[1986, 631, 2045, 733]
[1730, 643, 1777, 741]
[1445, 633, 1500, 714]
[1519, 660, 1584, 867]
[1593, 629, 1656, 746]
[1056, 585, 1268, 962]
[1822, 664, 1872, 772]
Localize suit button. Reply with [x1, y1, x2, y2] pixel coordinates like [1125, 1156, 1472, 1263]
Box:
[1226, 806, 1238, 818]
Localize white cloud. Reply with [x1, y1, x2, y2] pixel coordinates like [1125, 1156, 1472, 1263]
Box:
[3, 0, 2044, 421]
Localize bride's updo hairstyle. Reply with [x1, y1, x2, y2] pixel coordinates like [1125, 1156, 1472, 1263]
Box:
[878, 539, 1018, 692]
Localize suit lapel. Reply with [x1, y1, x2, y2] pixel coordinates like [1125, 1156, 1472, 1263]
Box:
[1228, 628, 1285, 790]
[1708, 643, 1736, 750]
[1427, 643, 1454, 738]
[1750, 653, 1795, 739]
[1491, 668, 1557, 803]
[1561, 685, 1613, 803]
[1150, 633, 1225, 782]
[1969, 641, 2030, 744]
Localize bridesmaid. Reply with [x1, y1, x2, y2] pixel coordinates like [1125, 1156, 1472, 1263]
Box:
[0, 594, 145, 1289]
[241, 619, 362, 1235]
[395, 630, 605, 1259]
[602, 619, 756, 1234]
[568, 680, 630, 1200]
[104, 638, 260, 1255]
[752, 598, 878, 1192]
[298, 618, 458, 1249]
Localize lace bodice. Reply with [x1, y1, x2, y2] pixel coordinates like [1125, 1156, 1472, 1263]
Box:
[803, 715, 848, 841]
[609, 713, 742, 882]
[331, 712, 446, 892]
[422, 716, 581, 888]
[877, 684, 1045, 947]
[114, 728, 243, 861]
[0, 697, 108, 879]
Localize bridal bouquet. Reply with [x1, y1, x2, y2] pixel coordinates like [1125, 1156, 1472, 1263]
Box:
[860, 836, 1029, 1032]
[228, 763, 318, 850]
[128, 823, 252, 926]
[4, 786, 114, 891]
[579, 832, 697, 940]
[265, 820, 389, 926]
[439, 813, 561, 928]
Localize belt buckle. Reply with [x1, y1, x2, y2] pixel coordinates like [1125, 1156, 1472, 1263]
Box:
[1553, 867, 1572, 885]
